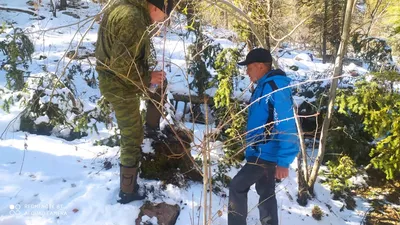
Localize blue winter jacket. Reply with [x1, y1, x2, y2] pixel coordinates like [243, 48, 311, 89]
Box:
[245, 69, 299, 168]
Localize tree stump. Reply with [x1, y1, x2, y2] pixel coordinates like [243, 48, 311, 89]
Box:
[140, 125, 203, 187]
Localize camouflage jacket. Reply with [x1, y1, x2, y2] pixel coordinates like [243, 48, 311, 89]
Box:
[95, 0, 155, 92]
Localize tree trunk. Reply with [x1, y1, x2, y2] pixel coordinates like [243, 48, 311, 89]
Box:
[307, 0, 356, 195]
[202, 142, 209, 225]
[331, 0, 341, 59]
[265, 0, 273, 50]
[224, 11, 228, 28]
[322, 0, 328, 63]
[50, 0, 57, 17]
[186, 1, 195, 28]
[295, 109, 310, 206]
[59, 0, 67, 10]
[247, 33, 256, 52]
[297, 153, 309, 206]
[140, 126, 203, 186]
[366, 0, 383, 37]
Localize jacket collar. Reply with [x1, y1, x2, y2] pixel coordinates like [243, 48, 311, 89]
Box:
[122, 0, 151, 25]
[256, 69, 286, 85]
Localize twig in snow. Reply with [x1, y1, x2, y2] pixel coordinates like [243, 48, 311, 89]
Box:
[19, 133, 28, 175]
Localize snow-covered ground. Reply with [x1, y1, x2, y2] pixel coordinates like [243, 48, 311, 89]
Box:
[1, 1, 371, 224]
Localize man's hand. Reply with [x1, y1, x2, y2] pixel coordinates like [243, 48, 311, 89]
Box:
[150, 71, 166, 85]
[275, 166, 289, 179]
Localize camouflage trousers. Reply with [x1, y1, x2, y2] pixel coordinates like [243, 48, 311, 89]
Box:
[98, 74, 164, 167]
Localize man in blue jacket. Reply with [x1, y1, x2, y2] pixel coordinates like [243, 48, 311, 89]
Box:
[228, 48, 299, 225]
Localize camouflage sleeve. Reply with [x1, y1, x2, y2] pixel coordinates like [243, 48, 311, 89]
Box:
[108, 11, 150, 91]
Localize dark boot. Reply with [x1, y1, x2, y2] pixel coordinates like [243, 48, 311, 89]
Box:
[117, 164, 146, 204]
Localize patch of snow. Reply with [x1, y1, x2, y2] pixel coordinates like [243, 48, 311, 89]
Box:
[293, 95, 306, 107]
[294, 53, 313, 62]
[142, 139, 155, 154]
[34, 115, 50, 125]
[350, 174, 368, 188]
[0, 1, 374, 224]
[141, 215, 158, 225]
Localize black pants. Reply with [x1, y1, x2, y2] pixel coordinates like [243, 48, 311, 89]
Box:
[228, 159, 278, 225]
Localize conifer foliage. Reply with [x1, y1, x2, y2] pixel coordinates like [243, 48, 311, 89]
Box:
[337, 71, 400, 180]
[187, 17, 221, 97]
[214, 48, 246, 159]
[0, 26, 34, 91]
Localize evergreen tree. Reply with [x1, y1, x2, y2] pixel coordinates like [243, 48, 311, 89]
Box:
[298, 0, 345, 61]
[187, 15, 221, 97]
[214, 48, 246, 159]
[0, 26, 34, 91]
[337, 71, 400, 180]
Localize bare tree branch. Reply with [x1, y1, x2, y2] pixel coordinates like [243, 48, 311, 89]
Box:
[203, 0, 264, 47]
[271, 13, 316, 53]
[0, 6, 40, 17]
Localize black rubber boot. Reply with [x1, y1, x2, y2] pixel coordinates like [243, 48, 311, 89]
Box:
[117, 164, 146, 204]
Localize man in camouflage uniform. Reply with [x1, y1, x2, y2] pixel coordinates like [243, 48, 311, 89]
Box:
[95, 0, 174, 204]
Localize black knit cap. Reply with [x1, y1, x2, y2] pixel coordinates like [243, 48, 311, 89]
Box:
[238, 48, 273, 66]
[147, 0, 174, 16]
